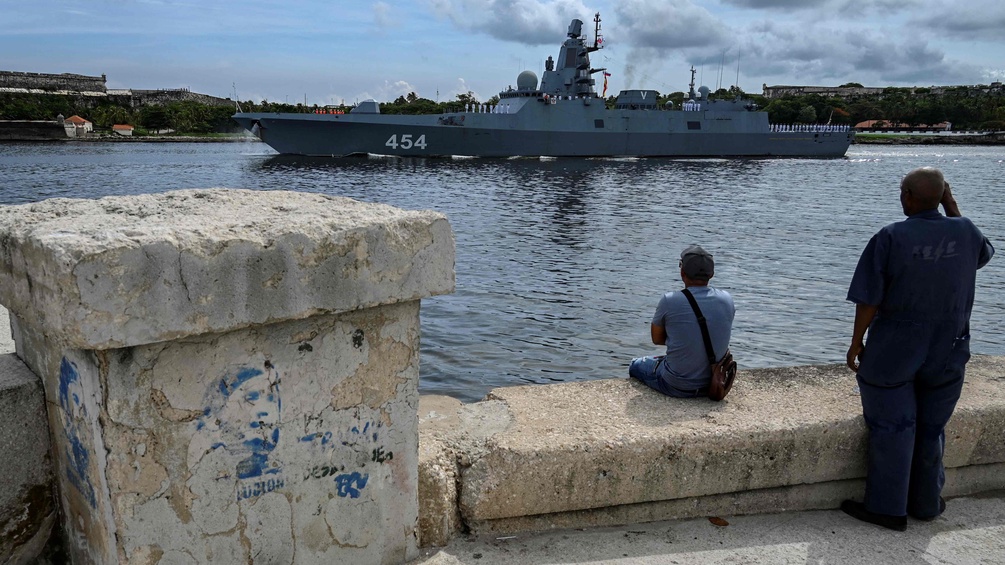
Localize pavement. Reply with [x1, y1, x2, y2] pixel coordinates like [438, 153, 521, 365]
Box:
[409, 491, 1005, 565]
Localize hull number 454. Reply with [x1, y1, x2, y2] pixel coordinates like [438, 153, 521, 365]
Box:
[385, 134, 427, 150]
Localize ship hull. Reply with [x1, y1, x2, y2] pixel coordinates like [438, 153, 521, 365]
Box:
[234, 101, 853, 158]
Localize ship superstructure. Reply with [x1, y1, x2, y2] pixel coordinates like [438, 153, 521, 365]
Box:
[232, 14, 852, 158]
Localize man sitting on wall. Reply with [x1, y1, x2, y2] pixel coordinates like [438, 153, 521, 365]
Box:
[629, 245, 735, 397]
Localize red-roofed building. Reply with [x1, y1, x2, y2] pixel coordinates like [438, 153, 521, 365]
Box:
[63, 115, 93, 137]
[112, 124, 134, 136]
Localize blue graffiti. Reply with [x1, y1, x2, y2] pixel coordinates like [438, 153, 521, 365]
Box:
[59, 358, 97, 508]
[299, 421, 382, 451]
[196, 365, 282, 480]
[334, 472, 369, 498]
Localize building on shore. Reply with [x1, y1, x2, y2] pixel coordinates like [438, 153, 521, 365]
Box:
[112, 124, 134, 136]
[763, 82, 1005, 100]
[64, 115, 93, 137]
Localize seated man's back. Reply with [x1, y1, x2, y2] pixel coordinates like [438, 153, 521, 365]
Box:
[629, 245, 736, 398]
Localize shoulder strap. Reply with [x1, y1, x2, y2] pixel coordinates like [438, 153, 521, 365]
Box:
[681, 288, 716, 365]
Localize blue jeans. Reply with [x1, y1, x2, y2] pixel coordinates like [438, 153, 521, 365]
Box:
[629, 356, 706, 398]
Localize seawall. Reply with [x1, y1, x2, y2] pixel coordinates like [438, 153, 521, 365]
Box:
[0, 188, 1002, 562]
[416, 357, 1005, 546]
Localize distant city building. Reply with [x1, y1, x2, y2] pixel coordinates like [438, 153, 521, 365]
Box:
[112, 124, 134, 136]
[854, 119, 951, 132]
[763, 83, 1005, 99]
[63, 115, 93, 137]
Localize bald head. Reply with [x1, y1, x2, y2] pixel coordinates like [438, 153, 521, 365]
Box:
[901, 167, 946, 214]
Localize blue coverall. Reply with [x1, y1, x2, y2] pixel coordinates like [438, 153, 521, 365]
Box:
[848, 209, 994, 518]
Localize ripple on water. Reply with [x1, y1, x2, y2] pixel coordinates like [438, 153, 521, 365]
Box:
[2, 142, 1003, 402]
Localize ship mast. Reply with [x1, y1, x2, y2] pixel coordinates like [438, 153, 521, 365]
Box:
[688, 66, 697, 100]
[587, 12, 603, 53]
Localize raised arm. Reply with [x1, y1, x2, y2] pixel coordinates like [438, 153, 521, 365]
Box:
[941, 182, 961, 218]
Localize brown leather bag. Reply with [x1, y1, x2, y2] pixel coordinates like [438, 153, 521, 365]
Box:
[681, 289, 737, 401]
[707, 349, 737, 401]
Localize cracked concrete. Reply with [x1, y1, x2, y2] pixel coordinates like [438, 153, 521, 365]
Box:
[417, 356, 1005, 546]
[0, 190, 456, 564]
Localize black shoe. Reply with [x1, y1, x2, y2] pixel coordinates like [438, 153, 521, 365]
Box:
[909, 497, 946, 522]
[841, 500, 907, 532]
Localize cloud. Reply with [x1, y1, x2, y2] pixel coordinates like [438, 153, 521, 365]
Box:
[739, 21, 979, 86]
[425, 0, 591, 45]
[721, 0, 921, 13]
[911, 0, 1005, 41]
[373, 2, 397, 30]
[450, 77, 482, 102]
[719, 0, 828, 8]
[614, 0, 731, 50]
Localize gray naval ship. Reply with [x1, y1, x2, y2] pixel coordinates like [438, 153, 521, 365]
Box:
[233, 15, 853, 158]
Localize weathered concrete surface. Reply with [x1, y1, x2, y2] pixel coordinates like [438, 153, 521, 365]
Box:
[409, 490, 1005, 565]
[0, 189, 454, 350]
[0, 190, 456, 564]
[0, 306, 13, 354]
[418, 356, 1005, 540]
[0, 352, 55, 564]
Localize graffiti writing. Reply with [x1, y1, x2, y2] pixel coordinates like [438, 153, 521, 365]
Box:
[304, 464, 346, 481]
[334, 472, 369, 498]
[237, 476, 286, 501]
[371, 447, 393, 463]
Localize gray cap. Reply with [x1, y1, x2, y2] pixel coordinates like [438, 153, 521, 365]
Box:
[680, 245, 714, 280]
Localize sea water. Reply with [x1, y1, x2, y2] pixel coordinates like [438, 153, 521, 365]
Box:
[2, 141, 1002, 401]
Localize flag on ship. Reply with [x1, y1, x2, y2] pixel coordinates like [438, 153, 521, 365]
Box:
[603, 71, 611, 97]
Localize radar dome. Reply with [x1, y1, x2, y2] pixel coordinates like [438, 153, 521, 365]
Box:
[517, 70, 539, 91]
[698, 86, 710, 99]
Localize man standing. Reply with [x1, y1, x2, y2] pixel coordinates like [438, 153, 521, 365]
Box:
[629, 245, 735, 398]
[844, 167, 994, 530]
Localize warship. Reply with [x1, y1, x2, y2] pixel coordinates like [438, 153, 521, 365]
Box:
[232, 15, 853, 158]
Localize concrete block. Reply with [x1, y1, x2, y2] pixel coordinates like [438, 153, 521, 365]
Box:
[0, 353, 55, 564]
[417, 396, 464, 547]
[0, 190, 456, 564]
[0, 189, 454, 350]
[446, 356, 1005, 527]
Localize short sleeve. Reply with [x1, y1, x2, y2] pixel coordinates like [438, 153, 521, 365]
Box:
[847, 231, 888, 306]
[652, 293, 672, 327]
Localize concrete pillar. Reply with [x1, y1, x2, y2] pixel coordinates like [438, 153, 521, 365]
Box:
[0, 189, 454, 564]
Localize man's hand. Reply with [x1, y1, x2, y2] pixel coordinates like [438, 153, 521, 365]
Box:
[941, 181, 961, 217]
[847, 341, 864, 372]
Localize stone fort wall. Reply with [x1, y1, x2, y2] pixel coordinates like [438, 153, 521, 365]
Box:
[0, 71, 232, 106]
[0, 71, 106, 93]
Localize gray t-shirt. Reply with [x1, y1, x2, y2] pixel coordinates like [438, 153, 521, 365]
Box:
[652, 285, 735, 390]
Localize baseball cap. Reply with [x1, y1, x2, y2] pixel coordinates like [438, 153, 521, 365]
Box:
[680, 245, 714, 280]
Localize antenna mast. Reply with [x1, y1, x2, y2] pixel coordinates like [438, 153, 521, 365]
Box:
[588, 12, 603, 53]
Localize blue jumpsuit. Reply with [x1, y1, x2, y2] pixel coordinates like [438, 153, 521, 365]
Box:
[848, 209, 994, 518]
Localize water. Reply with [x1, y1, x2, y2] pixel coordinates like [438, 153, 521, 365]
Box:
[2, 141, 1003, 402]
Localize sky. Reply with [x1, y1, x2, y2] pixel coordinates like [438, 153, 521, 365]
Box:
[2, 0, 1003, 106]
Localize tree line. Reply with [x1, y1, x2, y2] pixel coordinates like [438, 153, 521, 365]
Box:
[0, 93, 245, 134]
[3, 85, 1004, 134]
[377, 86, 1005, 131]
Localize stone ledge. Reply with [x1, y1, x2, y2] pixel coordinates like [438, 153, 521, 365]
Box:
[417, 355, 1005, 545]
[0, 353, 54, 563]
[0, 189, 454, 349]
